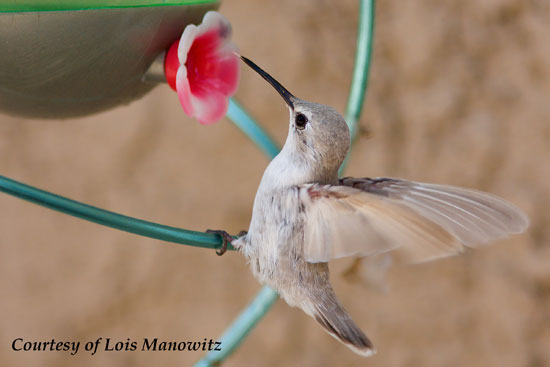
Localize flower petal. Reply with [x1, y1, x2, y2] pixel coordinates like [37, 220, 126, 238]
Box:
[177, 24, 198, 65]
[191, 89, 229, 125]
[175, 11, 239, 125]
[176, 66, 194, 117]
[198, 11, 233, 40]
[186, 29, 240, 97]
[177, 60, 230, 125]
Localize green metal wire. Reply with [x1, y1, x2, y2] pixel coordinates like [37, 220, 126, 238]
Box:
[345, 0, 375, 139]
[340, 0, 375, 175]
[0, 175, 232, 251]
[227, 99, 280, 159]
[194, 286, 279, 367]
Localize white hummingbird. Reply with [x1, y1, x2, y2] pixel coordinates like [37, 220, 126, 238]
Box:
[208, 56, 529, 356]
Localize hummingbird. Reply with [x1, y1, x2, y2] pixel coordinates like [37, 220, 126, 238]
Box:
[208, 56, 529, 356]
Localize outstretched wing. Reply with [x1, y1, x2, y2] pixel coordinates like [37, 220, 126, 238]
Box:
[299, 178, 528, 263]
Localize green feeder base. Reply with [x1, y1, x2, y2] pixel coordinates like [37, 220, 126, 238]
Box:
[0, 0, 219, 118]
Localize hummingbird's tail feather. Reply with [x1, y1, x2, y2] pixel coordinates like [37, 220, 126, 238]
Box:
[310, 294, 375, 357]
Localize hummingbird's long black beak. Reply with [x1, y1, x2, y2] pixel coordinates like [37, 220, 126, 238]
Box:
[240, 56, 295, 109]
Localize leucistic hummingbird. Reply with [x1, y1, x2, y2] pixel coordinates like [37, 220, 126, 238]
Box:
[209, 56, 529, 356]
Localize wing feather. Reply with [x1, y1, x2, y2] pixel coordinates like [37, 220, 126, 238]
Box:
[300, 178, 528, 263]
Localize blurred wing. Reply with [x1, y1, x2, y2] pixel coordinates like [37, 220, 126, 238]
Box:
[300, 178, 528, 263]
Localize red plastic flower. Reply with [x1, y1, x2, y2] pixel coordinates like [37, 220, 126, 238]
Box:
[165, 11, 239, 125]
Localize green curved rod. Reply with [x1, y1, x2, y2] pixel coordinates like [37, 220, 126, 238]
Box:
[345, 0, 376, 140]
[339, 0, 375, 175]
[196, 1, 375, 365]
[227, 99, 280, 159]
[194, 286, 279, 367]
[0, 175, 233, 251]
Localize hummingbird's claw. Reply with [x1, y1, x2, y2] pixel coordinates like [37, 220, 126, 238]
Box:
[206, 229, 234, 256]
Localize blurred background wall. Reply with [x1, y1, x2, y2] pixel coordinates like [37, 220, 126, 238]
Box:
[1, 0, 548, 366]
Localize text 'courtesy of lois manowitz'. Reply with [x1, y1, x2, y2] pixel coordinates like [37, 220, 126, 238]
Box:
[11, 337, 222, 356]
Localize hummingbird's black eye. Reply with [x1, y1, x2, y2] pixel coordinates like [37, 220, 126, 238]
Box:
[295, 113, 308, 130]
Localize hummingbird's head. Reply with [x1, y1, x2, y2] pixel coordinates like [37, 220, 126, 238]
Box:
[241, 56, 350, 176]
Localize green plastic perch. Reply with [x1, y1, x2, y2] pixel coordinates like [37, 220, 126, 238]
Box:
[0, 0, 375, 365]
[0, 175, 234, 251]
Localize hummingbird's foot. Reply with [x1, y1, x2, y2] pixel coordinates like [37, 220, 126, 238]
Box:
[237, 230, 248, 237]
[206, 229, 234, 256]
